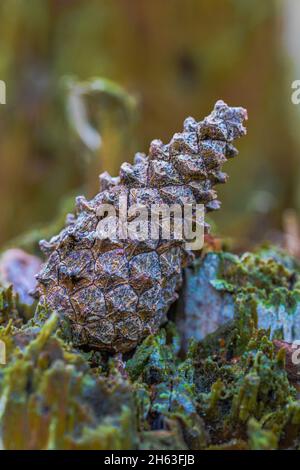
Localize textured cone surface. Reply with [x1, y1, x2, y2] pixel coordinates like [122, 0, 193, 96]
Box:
[36, 101, 247, 352]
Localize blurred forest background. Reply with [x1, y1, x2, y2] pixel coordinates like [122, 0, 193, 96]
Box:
[0, 0, 300, 253]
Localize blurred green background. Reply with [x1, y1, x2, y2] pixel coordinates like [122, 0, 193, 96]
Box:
[0, 0, 299, 251]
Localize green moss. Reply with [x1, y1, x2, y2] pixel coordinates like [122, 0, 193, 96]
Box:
[0, 284, 35, 328]
[1, 246, 300, 449]
[127, 327, 207, 450]
[0, 313, 137, 450]
[210, 248, 300, 350]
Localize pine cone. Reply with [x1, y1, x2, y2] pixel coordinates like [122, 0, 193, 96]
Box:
[35, 101, 247, 353]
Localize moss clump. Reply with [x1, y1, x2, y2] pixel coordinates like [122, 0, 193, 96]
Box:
[209, 248, 300, 349]
[195, 329, 297, 448]
[0, 314, 137, 450]
[0, 285, 35, 328]
[127, 326, 207, 450]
